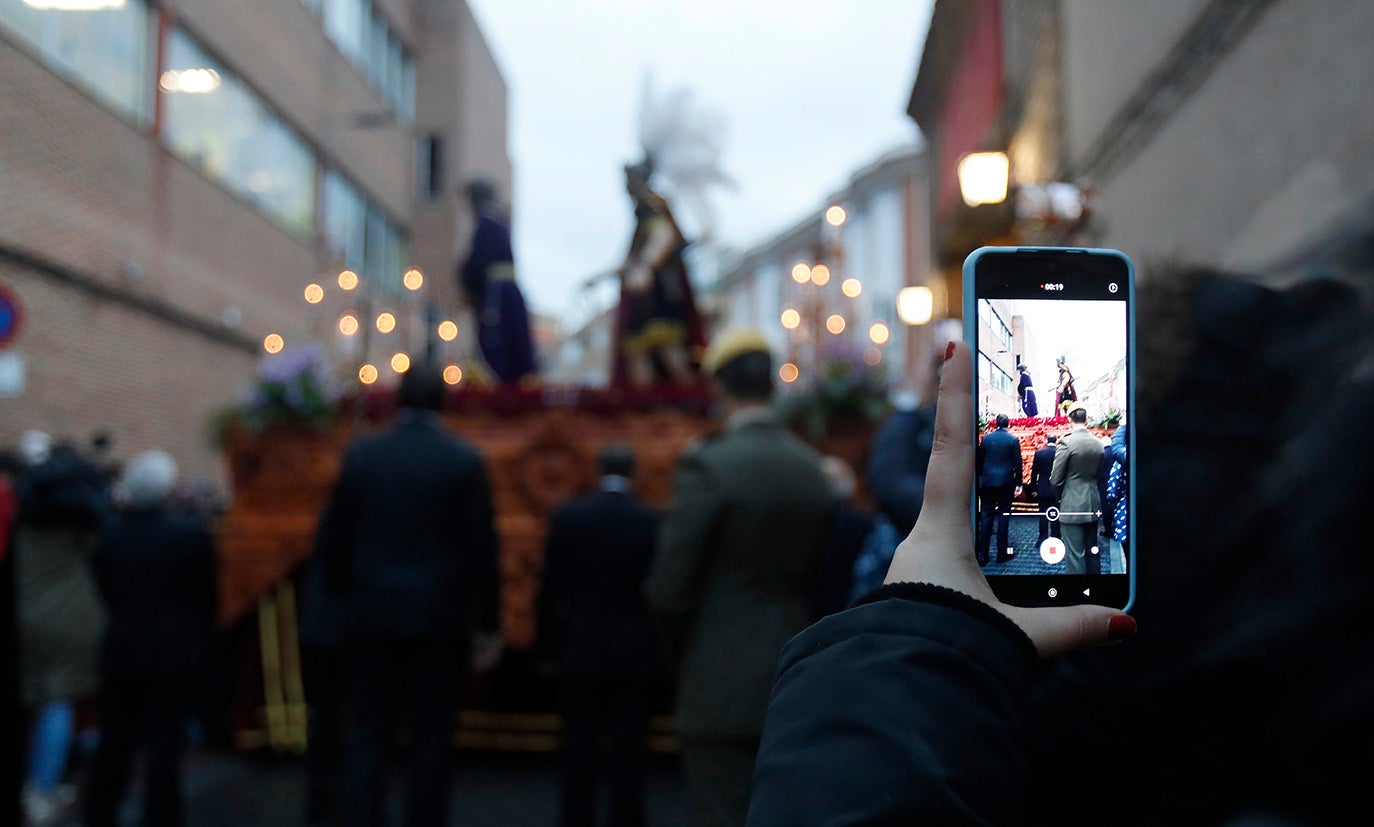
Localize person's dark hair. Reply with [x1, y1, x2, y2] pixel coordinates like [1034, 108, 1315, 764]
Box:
[465, 177, 497, 208]
[714, 351, 774, 402]
[995, 414, 1010, 428]
[597, 443, 635, 479]
[1068, 407, 1088, 424]
[1046, 434, 1057, 444]
[397, 362, 446, 412]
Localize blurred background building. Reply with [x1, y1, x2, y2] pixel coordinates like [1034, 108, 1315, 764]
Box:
[709, 145, 938, 397]
[0, 0, 510, 480]
[910, 0, 1374, 410]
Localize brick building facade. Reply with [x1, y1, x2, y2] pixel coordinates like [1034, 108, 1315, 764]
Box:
[0, 0, 511, 483]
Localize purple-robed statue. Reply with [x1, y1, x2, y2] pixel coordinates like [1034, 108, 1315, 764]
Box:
[459, 178, 537, 384]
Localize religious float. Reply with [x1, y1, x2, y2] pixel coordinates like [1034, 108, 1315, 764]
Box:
[211, 360, 886, 755]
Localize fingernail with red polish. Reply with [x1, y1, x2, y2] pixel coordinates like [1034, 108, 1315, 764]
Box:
[944, 341, 956, 362]
[1107, 614, 1137, 641]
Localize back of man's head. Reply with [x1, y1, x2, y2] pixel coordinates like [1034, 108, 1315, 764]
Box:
[715, 351, 773, 403]
[1046, 434, 1057, 445]
[465, 177, 497, 209]
[995, 413, 1010, 429]
[597, 442, 635, 479]
[701, 328, 773, 404]
[398, 362, 446, 412]
[1069, 407, 1088, 425]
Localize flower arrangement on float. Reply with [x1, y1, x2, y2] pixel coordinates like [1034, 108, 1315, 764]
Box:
[776, 335, 891, 441]
[210, 343, 343, 447]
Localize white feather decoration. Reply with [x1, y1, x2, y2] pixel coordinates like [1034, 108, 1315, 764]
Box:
[635, 72, 735, 241]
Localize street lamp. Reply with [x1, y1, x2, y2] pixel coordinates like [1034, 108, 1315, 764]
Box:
[897, 286, 934, 326]
[957, 151, 1010, 207]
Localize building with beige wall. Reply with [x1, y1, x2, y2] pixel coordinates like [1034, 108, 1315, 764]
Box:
[0, 0, 510, 482]
[908, 0, 1374, 291]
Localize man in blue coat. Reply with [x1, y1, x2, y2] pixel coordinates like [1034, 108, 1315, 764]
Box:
[975, 413, 1023, 565]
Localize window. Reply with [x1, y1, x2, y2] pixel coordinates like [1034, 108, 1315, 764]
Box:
[755, 262, 781, 348]
[0, 0, 150, 123]
[321, 0, 414, 121]
[160, 27, 316, 237]
[416, 135, 445, 200]
[323, 0, 365, 64]
[323, 170, 407, 294]
[323, 171, 366, 271]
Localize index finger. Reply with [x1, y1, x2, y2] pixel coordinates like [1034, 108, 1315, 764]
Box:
[921, 341, 974, 519]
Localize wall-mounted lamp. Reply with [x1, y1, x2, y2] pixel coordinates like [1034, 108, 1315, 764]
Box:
[897, 286, 934, 326]
[957, 151, 1010, 207]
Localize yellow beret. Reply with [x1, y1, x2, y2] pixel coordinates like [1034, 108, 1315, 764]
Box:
[701, 327, 771, 376]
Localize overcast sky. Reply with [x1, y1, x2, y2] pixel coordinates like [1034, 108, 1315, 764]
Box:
[1000, 298, 1128, 393]
[465, 0, 934, 322]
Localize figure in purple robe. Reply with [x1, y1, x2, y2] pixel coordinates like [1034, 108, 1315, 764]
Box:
[1016, 363, 1038, 417]
[459, 179, 537, 384]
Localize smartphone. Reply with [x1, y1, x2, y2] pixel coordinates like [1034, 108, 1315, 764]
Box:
[962, 246, 1135, 611]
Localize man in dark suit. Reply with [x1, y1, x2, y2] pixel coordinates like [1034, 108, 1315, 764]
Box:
[316, 363, 501, 827]
[976, 413, 1023, 565]
[538, 443, 660, 827]
[1028, 434, 1060, 544]
[647, 328, 832, 827]
[1051, 404, 1105, 576]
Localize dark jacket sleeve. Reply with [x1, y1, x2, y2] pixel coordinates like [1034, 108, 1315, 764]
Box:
[319, 443, 361, 593]
[747, 583, 1037, 826]
[536, 508, 568, 659]
[865, 410, 933, 534]
[464, 457, 501, 635]
[197, 524, 220, 635]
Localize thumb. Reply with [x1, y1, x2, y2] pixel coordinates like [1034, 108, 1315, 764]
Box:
[1003, 604, 1136, 658]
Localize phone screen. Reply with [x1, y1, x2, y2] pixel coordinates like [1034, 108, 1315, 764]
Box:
[964, 247, 1134, 610]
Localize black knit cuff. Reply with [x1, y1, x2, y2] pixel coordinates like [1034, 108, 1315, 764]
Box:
[853, 582, 1036, 663]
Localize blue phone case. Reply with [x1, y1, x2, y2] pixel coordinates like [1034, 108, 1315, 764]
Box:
[961, 246, 1136, 613]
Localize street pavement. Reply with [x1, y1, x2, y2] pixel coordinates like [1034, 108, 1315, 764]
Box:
[88, 746, 691, 827]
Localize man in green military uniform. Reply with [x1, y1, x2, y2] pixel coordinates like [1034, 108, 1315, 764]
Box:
[646, 328, 834, 826]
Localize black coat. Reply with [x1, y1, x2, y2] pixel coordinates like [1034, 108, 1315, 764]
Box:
[93, 507, 218, 679]
[1029, 444, 1058, 501]
[537, 486, 659, 679]
[317, 411, 499, 640]
[749, 585, 1034, 825]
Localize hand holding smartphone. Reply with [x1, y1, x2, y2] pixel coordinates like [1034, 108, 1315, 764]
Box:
[963, 247, 1135, 611]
